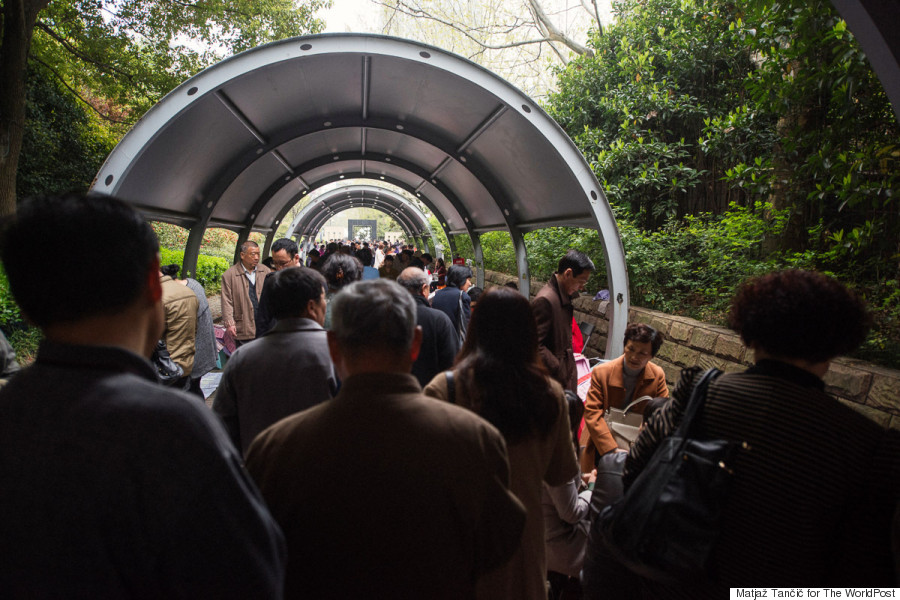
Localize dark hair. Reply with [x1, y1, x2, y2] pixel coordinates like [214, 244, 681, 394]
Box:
[455, 287, 558, 444]
[556, 249, 595, 276]
[564, 389, 584, 454]
[446, 265, 472, 289]
[320, 253, 362, 291]
[271, 238, 299, 257]
[308, 248, 320, 258]
[267, 267, 327, 320]
[409, 257, 425, 269]
[728, 269, 870, 363]
[421, 253, 432, 263]
[161, 264, 180, 278]
[356, 247, 373, 266]
[0, 193, 158, 327]
[624, 323, 664, 356]
[467, 286, 484, 304]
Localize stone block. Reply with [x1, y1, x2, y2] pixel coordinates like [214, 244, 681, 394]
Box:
[572, 295, 593, 311]
[595, 300, 610, 319]
[823, 362, 872, 403]
[890, 414, 900, 431]
[653, 358, 681, 388]
[672, 344, 701, 368]
[655, 341, 678, 364]
[866, 369, 900, 415]
[838, 398, 893, 427]
[668, 321, 693, 344]
[647, 315, 672, 336]
[713, 335, 745, 362]
[689, 328, 718, 353]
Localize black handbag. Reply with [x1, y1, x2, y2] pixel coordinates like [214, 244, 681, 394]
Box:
[597, 368, 745, 584]
[151, 339, 184, 385]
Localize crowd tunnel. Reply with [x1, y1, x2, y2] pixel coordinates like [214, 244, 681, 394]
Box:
[93, 3, 900, 360]
[286, 184, 447, 258]
[93, 33, 631, 357]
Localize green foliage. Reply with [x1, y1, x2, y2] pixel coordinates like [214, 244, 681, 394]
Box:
[543, 0, 900, 368]
[159, 248, 228, 295]
[31, 0, 330, 127]
[17, 63, 117, 199]
[8, 328, 43, 365]
[0, 267, 23, 328]
[548, 0, 763, 228]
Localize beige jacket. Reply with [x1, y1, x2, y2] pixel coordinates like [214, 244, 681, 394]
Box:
[160, 276, 198, 376]
[220, 262, 270, 341]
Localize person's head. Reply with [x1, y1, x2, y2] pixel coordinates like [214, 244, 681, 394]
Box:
[455, 287, 557, 443]
[421, 253, 433, 265]
[356, 247, 373, 266]
[436, 257, 445, 269]
[382, 254, 395, 267]
[728, 269, 870, 372]
[267, 267, 328, 325]
[320, 253, 362, 291]
[328, 279, 421, 376]
[271, 238, 300, 271]
[622, 323, 664, 371]
[240, 241, 261, 270]
[397, 267, 430, 298]
[160, 264, 180, 279]
[556, 249, 595, 296]
[467, 286, 483, 307]
[446, 265, 473, 291]
[0, 193, 162, 353]
[409, 257, 425, 270]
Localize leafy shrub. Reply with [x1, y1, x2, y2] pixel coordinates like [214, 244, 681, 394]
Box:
[0, 267, 23, 329]
[159, 248, 229, 295]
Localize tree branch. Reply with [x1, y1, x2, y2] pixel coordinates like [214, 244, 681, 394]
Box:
[35, 21, 134, 80]
[31, 57, 130, 124]
[375, 0, 565, 52]
[524, 0, 593, 56]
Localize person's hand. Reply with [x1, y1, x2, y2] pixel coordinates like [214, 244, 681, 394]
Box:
[226, 324, 237, 338]
[583, 469, 597, 486]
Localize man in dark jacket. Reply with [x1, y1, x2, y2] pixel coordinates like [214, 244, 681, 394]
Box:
[397, 267, 460, 386]
[431, 264, 473, 344]
[0, 193, 285, 597]
[532, 249, 594, 393]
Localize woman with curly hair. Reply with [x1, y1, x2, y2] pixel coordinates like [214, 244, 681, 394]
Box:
[319, 253, 362, 329]
[425, 286, 578, 600]
[583, 269, 899, 598]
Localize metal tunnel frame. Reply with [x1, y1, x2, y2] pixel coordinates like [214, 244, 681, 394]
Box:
[286, 185, 448, 259]
[91, 5, 900, 359]
[94, 33, 631, 357]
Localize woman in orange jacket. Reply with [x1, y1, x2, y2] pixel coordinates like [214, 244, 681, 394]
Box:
[579, 323, 668, 472]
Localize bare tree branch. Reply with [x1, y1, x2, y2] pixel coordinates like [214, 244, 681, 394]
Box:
[524, 0, 593, 56]
[36, 21, 134, 80]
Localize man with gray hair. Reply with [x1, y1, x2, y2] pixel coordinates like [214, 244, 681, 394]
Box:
[397, 266, 459, 386]
[221, 240, 271, 345]
[246, 279, 525, 599]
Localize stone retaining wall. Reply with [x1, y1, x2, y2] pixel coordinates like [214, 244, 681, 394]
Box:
[483, 270, 900, 429]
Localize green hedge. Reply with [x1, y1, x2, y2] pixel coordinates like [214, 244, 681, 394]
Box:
[159, 248, 229, 295]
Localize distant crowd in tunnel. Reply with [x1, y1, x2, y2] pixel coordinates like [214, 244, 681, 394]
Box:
[0, 193, 897, 597]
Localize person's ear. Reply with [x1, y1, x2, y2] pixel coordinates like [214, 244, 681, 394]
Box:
[409, 325, 424, 362]
[146, 256, 163, 303]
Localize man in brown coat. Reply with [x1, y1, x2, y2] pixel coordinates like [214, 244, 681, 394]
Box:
[160, 271, 198, 385]
[221, 240, 271, 345]
[245, 279, 525, 599]
[532, 249, 595, 393]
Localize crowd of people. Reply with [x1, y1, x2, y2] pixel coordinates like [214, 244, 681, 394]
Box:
[0, 192, 897, 598]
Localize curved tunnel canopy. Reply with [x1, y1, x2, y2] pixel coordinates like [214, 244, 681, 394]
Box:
[90, 3, 900, 361]
[94, 33, 630, 357]
[288, 184, 444, 256]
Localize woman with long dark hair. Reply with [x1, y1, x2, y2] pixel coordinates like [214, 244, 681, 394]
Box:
[425, 286, 579, 600]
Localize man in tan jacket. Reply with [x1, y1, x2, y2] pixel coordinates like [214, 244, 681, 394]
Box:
[160, 271, 198, 386]
[221, 241, 271, 345]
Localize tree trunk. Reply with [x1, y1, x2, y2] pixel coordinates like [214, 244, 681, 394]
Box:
[0, 0, 50, 218]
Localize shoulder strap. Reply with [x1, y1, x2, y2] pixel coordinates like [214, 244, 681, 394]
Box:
[445, 370, 455, 404]
[675, 368, 722, 439]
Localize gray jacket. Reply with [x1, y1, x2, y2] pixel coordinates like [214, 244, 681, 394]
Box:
[212, 317, 337, 454]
